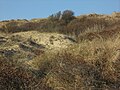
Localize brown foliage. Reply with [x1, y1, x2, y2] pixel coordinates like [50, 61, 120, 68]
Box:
[0, 57, 52, 90]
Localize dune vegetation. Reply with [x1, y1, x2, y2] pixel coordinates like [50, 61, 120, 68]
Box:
[0, 10, 120, 90]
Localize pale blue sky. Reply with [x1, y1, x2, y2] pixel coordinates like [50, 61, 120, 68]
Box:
[0, 0, 120, 20]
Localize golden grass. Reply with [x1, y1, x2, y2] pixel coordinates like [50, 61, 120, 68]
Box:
[0, 12, 120, 90]
[0, 35, 120, 90]
[23, 33, 120, 90]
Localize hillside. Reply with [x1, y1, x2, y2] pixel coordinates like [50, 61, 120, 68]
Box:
[0, 12, 120, 90]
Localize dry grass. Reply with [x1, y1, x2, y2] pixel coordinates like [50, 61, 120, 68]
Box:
[0, 33, 120, 90]
[0, 56, 53, 90]
[0, 12, 120, 35]
[24, 33, 120, 90]
[0, 12, 120, 90]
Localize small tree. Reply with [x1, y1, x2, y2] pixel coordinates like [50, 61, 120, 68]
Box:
[56, 11, 62, 20]
[62, 10, 75, 23]
[48, 11, 62, 21]
[48, 10, 75, 23]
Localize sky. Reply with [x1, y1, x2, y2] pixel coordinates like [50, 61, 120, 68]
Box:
[0, 0, 120, 20]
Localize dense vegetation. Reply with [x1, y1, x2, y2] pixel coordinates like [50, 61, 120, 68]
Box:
[0, 11, 120, 90]
[1, 10, 120, 36]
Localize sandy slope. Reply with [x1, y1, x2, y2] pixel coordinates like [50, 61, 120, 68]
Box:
[0, 31, 76, 62]
[12, 31, 75, 50]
